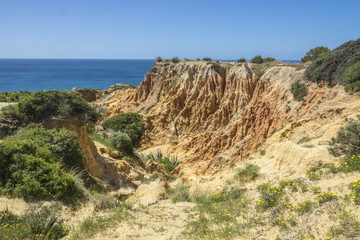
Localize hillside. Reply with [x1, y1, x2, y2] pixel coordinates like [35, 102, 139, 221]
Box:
[2, 53, 360, 239]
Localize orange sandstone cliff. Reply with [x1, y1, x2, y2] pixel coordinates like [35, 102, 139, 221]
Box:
[95, 61, 360, 176]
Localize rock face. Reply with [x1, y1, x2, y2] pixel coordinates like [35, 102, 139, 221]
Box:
[45, 118, 145, 189]
[96, 61, 360, 176]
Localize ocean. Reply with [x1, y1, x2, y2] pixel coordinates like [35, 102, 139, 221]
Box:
[0, 59, 155, 92]
[0, 59, 300, 92]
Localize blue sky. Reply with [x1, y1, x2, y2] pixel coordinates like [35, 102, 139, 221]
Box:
[0, 0, 359, 60]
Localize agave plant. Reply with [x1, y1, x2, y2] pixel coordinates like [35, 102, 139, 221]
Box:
[170, 156, 181, 169]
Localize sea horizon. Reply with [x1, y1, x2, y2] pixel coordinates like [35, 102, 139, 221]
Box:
[0, 58, 301, 92]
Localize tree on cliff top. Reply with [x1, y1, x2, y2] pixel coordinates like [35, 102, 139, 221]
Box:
[301, 46, 330, 63]
[251, 55, 264, 64]
[304, 39, 360, 93]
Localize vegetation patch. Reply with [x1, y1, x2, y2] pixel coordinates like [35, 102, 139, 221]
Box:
[184, 188, 247, 239]
[251, 55, 263, 64]
[290, 80, 308, 101]
[301, 46, 330, 63]
[304, 39, 360, 93]
[17, 90, 100, 123]
[141, 149, 181, 173]
[237, 164, 260, 183]
[169, 185, 191, 203]
[109, 132, 133, 154]
[78, 204, 129, 237]
[0, 205, 70, 240]
[102, 112, 144, 147]
[329, 118, 360, 158]
[0, 91, 31, 102]
[0, 127, 86, 204]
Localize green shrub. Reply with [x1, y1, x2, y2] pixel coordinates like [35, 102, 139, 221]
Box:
[256, 183, 284, 211]
[290, 80, 308, 101]
[17, 127, 84, 170]
[0, 127, 86, 203]
[251, 55, 264, 64]
[329, 119, 360, 158]
[18, 90, 100, 123]
[237, 164, 260, 182]
[301, 46, 330, 63]
[263, 57, 276, 62]
[237, 58, 246, 63]
[184, 58, 192, 61]
[171, 57, 180, 63]
[102, 112, 144, 146]
[304, 39, 360, 93]
[0, 91, 31, 102]
[202, 57, 212, 62]
[109, 132, 133, 154]
[155, 56, 163, 62]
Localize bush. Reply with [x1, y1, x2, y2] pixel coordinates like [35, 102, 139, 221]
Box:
[329, 119, 360, 158]
[237, 164, 260, 182]
[18, 90, 100, 123]
[0, 91, 31, 102]
[155, 56, 163, 62]
[171, 57, 180, 63]
[237, 58, 246, 63]
[102, 112, 144, 147]
[0, 127, 86, 203]
[251, 55, 264, 64]
[290, 80, 308, 101]
[202, 57, 212, 62]
[17, 127, 84, 170]
[263, 57, 276, 62]
[304, 39, 360, 93]
[109, 132, 133, 154]
[301, 46, 330, 63]
[0, 141, 84, 203]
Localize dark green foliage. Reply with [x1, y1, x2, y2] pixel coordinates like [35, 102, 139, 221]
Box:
[0, 91, 31, 102]
[171, 57, 180, 63]
[102, 112, 144, 146]
[0, 104, 26, 138]
[290, 80, 308, 101]
[301, 46, 330, 63]
[0, 127, 85, 203]
[329, 119, 360, 158]
[202, 57, 212, 62]
[237, 58, 246, 63]
[304, 39, 360, 93]
[155, 56, 163, 62]
[263, 57, 276, 62]
[184, 58, 192, 61]
[0, 207, 70, 240]
[109, 132, 133, 154]
[18, 90, 100, 123]
[17, 127, 84, 170]
[251, 55, 264, 64]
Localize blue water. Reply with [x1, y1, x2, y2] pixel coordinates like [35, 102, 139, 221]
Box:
[0, 59, 154, 92]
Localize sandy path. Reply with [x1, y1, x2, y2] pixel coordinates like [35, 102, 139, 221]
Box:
[92, 199, 196, 240]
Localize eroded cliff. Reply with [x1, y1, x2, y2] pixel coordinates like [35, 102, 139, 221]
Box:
[95, 61, 360, 176]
